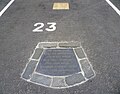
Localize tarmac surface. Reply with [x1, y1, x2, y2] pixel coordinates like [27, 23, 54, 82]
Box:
[0, 0, 120, 94]
[110, 0, 120, 9]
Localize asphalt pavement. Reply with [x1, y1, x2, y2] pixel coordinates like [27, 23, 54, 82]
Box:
[0, 0, 120, 94]
[110, 0, 120, 9]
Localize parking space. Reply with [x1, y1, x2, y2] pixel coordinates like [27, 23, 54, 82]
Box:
[0, 0, 120, 93]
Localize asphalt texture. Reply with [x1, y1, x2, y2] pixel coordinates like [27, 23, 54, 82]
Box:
[0, 0, 120, 94]
[0, 0, 10, 11]
[110, 0, 120, 10]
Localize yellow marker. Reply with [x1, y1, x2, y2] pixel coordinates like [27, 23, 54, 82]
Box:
[53, 3, 69, 10]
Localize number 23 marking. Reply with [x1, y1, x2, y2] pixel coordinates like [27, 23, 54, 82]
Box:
[32, 22, 56, 32]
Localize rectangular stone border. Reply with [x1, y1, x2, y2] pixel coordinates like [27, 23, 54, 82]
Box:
[21, 41, 96, 89]
[38, 41, 81, 48]
[21, 43, 44, 81]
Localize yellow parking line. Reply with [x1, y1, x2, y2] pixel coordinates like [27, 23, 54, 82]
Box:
[53, 3, 69, 10]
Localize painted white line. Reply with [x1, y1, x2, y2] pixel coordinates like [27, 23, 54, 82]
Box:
[105, 0, 120, 16]
[0, 0, 15, 17]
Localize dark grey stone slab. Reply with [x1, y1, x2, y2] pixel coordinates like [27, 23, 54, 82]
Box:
[65, 73, 85, 86]
[36, 48, 81, 76]
[75, 48, 86, 59]
[32, 48, 43, 59]
[39, 43, 57, 48]
[22, 60, 38, 79]
[52, 77, 66, 87]
[80, 59, 95, 79]
[30, 73, 51, 86]
[59, 42, 80, 48]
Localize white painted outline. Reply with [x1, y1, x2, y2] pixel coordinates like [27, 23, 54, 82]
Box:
[21, 41, 96, 89]
[105, 0, 120, 16]
[0, 0, 15, 17]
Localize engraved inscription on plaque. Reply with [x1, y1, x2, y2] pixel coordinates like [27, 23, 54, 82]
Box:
[36, 49, 81, 76]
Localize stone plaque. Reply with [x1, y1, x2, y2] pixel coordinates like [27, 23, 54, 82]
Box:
[21, 42, 95, 89]
[36, 48, 81, 76]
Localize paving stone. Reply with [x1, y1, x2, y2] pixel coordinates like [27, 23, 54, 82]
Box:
[65, 73, 85, 86]
[22, 60, 38, 79]
[75, 48, 86, 59]
[32, 48, 43, 59]
[52, 77, 66, 87]
[80, 59, 95, 79]
[39, 43, 57, 48]
[59, 42, 80, 48]
[30, 73, 51, 86]
[36, 48, 81, 76]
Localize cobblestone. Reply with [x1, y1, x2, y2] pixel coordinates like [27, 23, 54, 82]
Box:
[59, 42, 80, 48]
[30, 73, 52, 86]
[32, 48, 43, 59]
[80, 59, 95, 79]
[22, 60, 38, 79]
[52, 77, 66, 87]
[65, 73, 85, 86]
